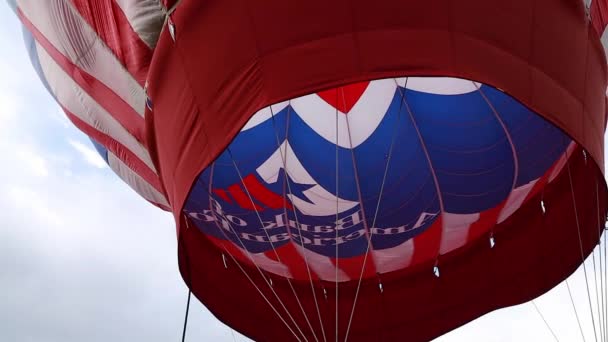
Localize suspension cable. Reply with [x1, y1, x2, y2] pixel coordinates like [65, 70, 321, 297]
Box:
[532, 300, 560, 342]
[207, 164, 306, 342]
[227, 147, 321, 342]
[181, 289, 192, 342]
[344, 78, 407, 341]
[335, 90, 340, 342]
[267, 104, 328, 342]
[567, 154, 599, 342]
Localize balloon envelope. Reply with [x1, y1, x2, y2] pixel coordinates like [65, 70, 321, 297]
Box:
[12, 0, 608, 341]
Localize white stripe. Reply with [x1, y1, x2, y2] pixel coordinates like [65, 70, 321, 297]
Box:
[18, 0, 145, 116]
[36, 42, 157, 173]
[241, 102, 289, 132]
[439, 212, 480, 254]
[396, 77, 482, 95]
[294, 244, 350, 282]
[246, 252, 293, 279]
[114, 0, 165, 49]
[108, 153, 168, 207]
[290, 79, 395, 149]
[548, 142, 576, 183]
[373, 239, 414, 273]
[496, 181, 537, 224]
[601, 26, 608, 64]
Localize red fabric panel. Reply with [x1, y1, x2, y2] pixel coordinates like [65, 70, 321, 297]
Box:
[68, 0, 153, 85]
[18, 9, 147, 144]
[242, 174, 293, 210]
[161, 0, 178, 9]
[592, 0, 608, 34]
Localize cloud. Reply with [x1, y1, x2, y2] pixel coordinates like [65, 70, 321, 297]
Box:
[68, 139, 107, 169]
[13, 144, 49, 178]
[0, 91, 19, 130]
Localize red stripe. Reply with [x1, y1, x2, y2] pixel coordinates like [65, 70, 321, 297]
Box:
[243, 174, 293, 210]
[63, 108, 164, 194]
[18, 8, 146, 144]
[317, 82, 370, 113]
[263, 243, 319, 281]
[205, 234, 253, 268]
[228, 184, 264, 211]
[332, 252, 376, 280]
[592, 0, 608, 35]
[465, 204, 503, 243]
[67, 0, 152, 85]
[161, 0, 178, 9]
[410, 217, 443, 267]
[213, 188, 233, 204]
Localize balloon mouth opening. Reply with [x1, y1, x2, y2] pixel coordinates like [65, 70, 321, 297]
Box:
[182, 76, 574, 282]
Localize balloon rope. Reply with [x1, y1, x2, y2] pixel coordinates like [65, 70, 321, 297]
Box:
[266, 104, 328, 342]
[474, 84, 519, 197]
[206, 163, 305, 342]
[593, 180, 605, 342]
[474, 84, 519, 244]
[343, 78, 406, 341]
[181, 289, 191, 342]
[230, 328, 237, 342]
[179, 216, 194, 342]
[595, 177, 608, 342]
[532, 300, 560, 341]
[603, 221, 607, 342]
[227, 146, 319, 341]
[567, 154, 598, 342]
[397, 79, 447, 265]
[567, 279, 588, 342]
[335, 90, 340, 342]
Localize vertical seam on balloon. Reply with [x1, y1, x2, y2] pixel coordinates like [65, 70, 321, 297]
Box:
[475, 85, 520, 200]
[397, 83, 446, 262]
[343, 79, 407, 341]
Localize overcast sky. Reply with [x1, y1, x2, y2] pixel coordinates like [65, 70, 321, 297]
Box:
[2, 2, 608, 341]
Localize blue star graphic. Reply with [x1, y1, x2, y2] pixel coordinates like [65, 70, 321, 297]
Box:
[266, 168, 315, 204]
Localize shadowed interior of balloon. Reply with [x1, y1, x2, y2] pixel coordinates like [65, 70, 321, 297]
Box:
[182, 77, 573, 282]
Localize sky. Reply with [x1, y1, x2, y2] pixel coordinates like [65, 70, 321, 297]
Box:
[1, 2, 608, 341]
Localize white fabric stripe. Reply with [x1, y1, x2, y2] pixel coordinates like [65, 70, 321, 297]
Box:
[373, 239, 414, 273]
[294, 244, 350, 282]
[36, 42, 157, 173]
[548, 142, 576, 183]
[497, 181, 537, 224]
[114, 0, 165, 49]
[601, 25, 608, 63]
[291, 79, 395, 149]
[108, 152, 168, 207]
[18, 0, 145, 117]
[246, 252, 293, 279]
[439, 212, 480, 254]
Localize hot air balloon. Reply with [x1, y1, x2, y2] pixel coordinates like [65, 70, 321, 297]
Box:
[10, 0, 608, 341]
